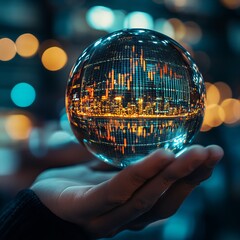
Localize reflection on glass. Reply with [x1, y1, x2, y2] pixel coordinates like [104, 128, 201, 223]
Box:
[66, 29, 205, 168]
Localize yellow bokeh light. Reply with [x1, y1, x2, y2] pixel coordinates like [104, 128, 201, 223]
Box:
[214, 81, 232, 103]
[203, 104, 225, 127]
[0, 38, 16, 61]
[38, 39, 61, 56]
[205, 82, 220, 105]
[41, 46, 68, 71]
[16, 33, 39, 58]
[221, 98, 240, 124]
[5, 114, 32, 140]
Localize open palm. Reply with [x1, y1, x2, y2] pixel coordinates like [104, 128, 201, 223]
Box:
[31, 145, 223, 239]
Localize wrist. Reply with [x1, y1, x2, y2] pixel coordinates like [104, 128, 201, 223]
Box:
[0, 189, 91, 240]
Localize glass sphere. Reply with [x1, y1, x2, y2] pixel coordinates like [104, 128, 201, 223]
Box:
[66, 29, 205, 168]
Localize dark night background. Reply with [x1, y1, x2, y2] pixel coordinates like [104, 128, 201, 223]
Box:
[0, 0, 240, 239]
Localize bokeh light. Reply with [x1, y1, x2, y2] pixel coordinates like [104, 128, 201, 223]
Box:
[41, 46, 67, 71]
[163, 0, 201, 13]
[11, 82, 36, 107]
[0, 148, 19, 175]
[205, 82, 220, 105]
[28, 128, 48, 158]
[108, 10, 125, 32]
[215, 81, 232, 103]
[221, 98, 240, 124]
[164, 0, 188, 9]
[47, 130, 74, 148]
[221, 0, 240, 9]
[86, 6, 115, 31]
[201, 81, 239, 130]
[15, 33, 39, 57]
[124, 11, 154, 29]
[5, 114, 32, 140]
[203, 104, 225, 128]
[0, 38, 16, 61]
[184, 21, 202, 45]
[154, 18, 175, 39]
[0, 116, 10, 144]
[168, 18, 186, 41]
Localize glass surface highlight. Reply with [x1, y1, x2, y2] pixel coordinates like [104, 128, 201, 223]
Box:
[66, 29, 205, 168]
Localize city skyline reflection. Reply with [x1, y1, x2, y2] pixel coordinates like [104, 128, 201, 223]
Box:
[66, 29, 205, 167]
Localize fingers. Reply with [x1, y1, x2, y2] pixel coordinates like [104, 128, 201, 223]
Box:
[161, 145, 209, 182]
[36, 165, 115, 184]
[182, 145, 223, 186]
[122, 145, 224, 229]
[88, 160, 120, 172]
[79, 149, 175, 218]
[36, 165, 90, 181]
[88, 145, 210, 237]
[205, 145, 224, 167]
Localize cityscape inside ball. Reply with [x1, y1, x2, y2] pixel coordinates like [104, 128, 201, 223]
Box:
[66, 28, 205, 168]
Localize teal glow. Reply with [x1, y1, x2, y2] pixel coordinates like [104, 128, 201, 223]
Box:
[11, 82, 36, 107]
[124, 11, 154, 29]
[0, 148, 19, 175]
[163, 214, 194, 240]
[47, 131, 74, 148]
[86, 6, 115, 31]
[201, 165, 226, 202]
[154, 18, 175, 38]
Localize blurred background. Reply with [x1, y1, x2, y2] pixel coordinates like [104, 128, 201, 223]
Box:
[0, 0, 240, 239]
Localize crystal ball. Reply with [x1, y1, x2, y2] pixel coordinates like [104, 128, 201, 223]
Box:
[66, 29, 205, 168]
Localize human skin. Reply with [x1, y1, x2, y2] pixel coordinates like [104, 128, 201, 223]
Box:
[31, 144, 224, 239]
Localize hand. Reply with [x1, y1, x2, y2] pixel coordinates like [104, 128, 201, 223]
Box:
[31, 144, 223, 238]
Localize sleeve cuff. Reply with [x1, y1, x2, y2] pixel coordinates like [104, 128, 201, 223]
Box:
[0, 189, 91, 240]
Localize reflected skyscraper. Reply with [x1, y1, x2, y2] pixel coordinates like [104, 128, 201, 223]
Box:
[66, 29, 205, 168]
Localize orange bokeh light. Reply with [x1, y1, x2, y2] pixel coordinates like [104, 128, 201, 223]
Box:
[41, 46, 68, 71]
[221, 98, 240, 124]
[5, 114, 32, 140]
[0, 38, 16, 61]
[16, 33, 39, 58]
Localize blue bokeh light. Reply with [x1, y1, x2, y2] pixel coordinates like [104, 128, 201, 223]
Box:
[154, 18, 175, 39]
[11, 82, 36, 107]
[0, 148, 19, 175]
[86, 6, 115, 31]
[124, 11, 154, 29]
[47, 130, 75, 148]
